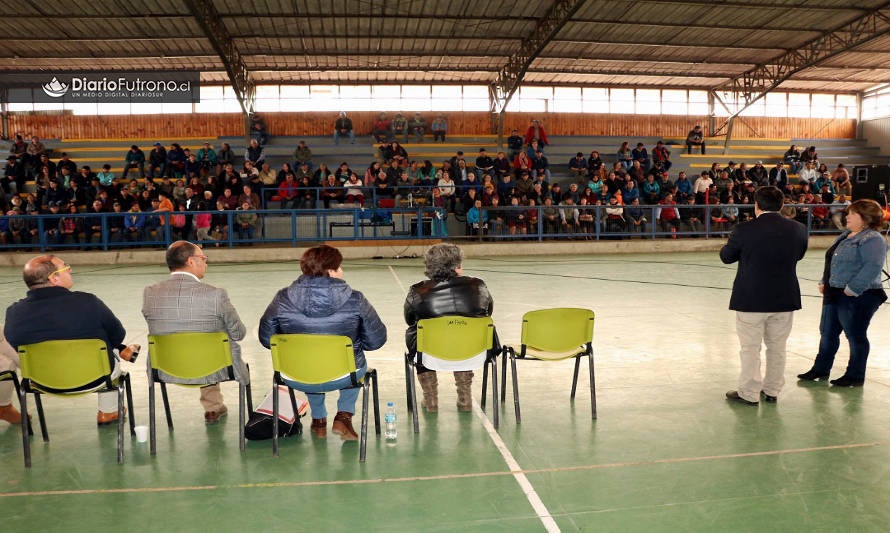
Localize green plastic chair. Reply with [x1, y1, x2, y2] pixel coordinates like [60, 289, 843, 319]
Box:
[18, 339, 135, 466]
[0, 369, 31, 467]
[502, 308, 596, 422]
[147, 332, 253, 455]
[269, 334, 379, 462]
[405, 316, 499, 433]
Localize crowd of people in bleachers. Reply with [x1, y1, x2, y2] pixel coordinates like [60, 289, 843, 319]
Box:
[0, 121, 861, 247]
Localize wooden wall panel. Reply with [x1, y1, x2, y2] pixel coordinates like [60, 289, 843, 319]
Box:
[8, 114, 244, 140]
[8, 111, 856, 141]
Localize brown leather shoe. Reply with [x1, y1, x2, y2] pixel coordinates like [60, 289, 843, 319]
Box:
[0, 404, 23, 424]
[331, 411, 358, 441]
[310, 417, 327, 437]
[97, 407, 126, 426]
[204, 405, 228, 425]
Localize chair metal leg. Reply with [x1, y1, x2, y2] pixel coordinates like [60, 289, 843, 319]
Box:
[272, 378, 280, 457]
[20, 387, 31, 468]
[34, 394, 48, 442]
[10, 377, 33, 437]
[500, 350, 508, 403]
[117, 381, 125, 464]
[287, 387, 299, 425]
[124, 374, 136, 435]
[404, 356, 413, 413]
[238, 383, 246, 452]
[408, 364, 419, 434]
[369, 369, 380, 435]
[489, 359, 498, 430]
[570, 355, 581, 400]
[160, 382, 173, 429]
[510, 351, 521, 424]
[149, 381, 157, 455]
[481, 360, 489, 411]
[245, 364, 254, 413]
[359, 380, 370, 462]
[588, 350, 597, 420]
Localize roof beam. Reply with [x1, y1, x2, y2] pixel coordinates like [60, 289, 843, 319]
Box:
[713, 2, 890, 136]
[219, 4, 865, 17]
[184, 0, 254, 115]
[489, 0, 588, 115]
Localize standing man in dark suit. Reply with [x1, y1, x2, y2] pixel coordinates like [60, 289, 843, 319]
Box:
[720, 186, 809, 405]
[142, 241, 247, 424]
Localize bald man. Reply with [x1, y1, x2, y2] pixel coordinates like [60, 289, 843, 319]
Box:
[4, 255, 132, 425]
[142, 241, 247, 424]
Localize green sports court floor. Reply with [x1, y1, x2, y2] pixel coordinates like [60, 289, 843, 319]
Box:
[2, 251, 890, 532]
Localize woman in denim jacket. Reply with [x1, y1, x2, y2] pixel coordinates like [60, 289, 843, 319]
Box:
[798, 199, 888, 387]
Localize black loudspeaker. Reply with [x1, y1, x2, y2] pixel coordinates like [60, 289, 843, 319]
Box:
[851, 166, 890, 204]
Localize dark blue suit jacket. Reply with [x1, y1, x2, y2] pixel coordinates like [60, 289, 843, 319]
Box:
[719, 212, 809, 312]
[4, 286, 126, 365]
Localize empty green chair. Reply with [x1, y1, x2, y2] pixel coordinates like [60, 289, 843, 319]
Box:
[269, 333, 379, 462]
[502, 308, 596, 422]
[18, 338, 135, 466]
[0, 369, 31, 467]
[147, 332, 252, 455]
[405, 316, 499, 433]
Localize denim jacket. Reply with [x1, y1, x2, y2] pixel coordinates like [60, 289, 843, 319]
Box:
[825, 229, 888, 296]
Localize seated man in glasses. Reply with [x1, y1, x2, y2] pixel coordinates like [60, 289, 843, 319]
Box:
[4, 255, 139, 425]
[142, 241, 247, 424]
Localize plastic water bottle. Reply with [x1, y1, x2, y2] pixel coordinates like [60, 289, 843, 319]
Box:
[384, 402, 397, 441]
[408, 193, 413, 207]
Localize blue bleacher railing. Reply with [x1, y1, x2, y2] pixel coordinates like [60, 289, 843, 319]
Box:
[0, 199, 845, 252]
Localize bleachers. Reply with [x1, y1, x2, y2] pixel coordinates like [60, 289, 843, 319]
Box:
[7, 133, 889, 192]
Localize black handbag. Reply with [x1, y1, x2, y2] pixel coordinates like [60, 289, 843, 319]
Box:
[244, 386, 306, 440]
[244, 411, 302, 440]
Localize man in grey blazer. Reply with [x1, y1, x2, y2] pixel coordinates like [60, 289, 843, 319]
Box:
[142, 241, 247, 424]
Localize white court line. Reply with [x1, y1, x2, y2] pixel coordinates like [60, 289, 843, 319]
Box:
[390, 262, 559, 531]
[387, 265, 407, 293]
[474, 400, 561, 533]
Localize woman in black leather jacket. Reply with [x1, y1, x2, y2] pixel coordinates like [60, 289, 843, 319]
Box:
[404, 244, 497, 412]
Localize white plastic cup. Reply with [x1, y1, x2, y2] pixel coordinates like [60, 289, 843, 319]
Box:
[134, 425, 149, 443]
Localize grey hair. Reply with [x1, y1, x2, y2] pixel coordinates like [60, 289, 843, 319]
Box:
[424, 243, 464, 282]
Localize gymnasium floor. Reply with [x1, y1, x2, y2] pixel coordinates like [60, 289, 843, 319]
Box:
[1, 251, 890, 532]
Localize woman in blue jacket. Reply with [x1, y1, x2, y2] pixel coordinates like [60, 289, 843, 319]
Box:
[798, 199, 888, 387]
[259, 245, 387, 440]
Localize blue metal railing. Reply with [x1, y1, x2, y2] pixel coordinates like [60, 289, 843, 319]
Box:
[0, 202, 844, 252]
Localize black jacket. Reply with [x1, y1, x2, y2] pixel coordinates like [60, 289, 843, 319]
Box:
[4, 286, 126, 366]
[404, 275, 494, 354]
[719, 212, 808, 312]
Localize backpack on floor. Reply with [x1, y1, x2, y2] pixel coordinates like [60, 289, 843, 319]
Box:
[244, 385, 308, 440]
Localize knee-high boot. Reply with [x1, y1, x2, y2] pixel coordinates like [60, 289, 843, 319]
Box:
[454, 370, 474, 412]
[417, 371, 439, 412]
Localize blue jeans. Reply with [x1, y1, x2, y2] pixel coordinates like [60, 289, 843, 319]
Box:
[282, 365, 366, 419]
[812, 292, 884, 379]
[333, 129, 355, 145]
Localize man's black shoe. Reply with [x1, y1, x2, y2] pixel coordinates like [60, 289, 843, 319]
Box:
[760, 391, 777, 403]
[725, 390, 758, 406]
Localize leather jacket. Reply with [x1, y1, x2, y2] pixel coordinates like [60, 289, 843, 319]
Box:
[404, 275, 495, 354]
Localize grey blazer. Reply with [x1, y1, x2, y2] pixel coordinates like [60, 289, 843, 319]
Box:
[142, 273, 247, 384]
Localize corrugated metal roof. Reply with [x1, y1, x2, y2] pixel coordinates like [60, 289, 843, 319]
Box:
[0, 0, 886, 94]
